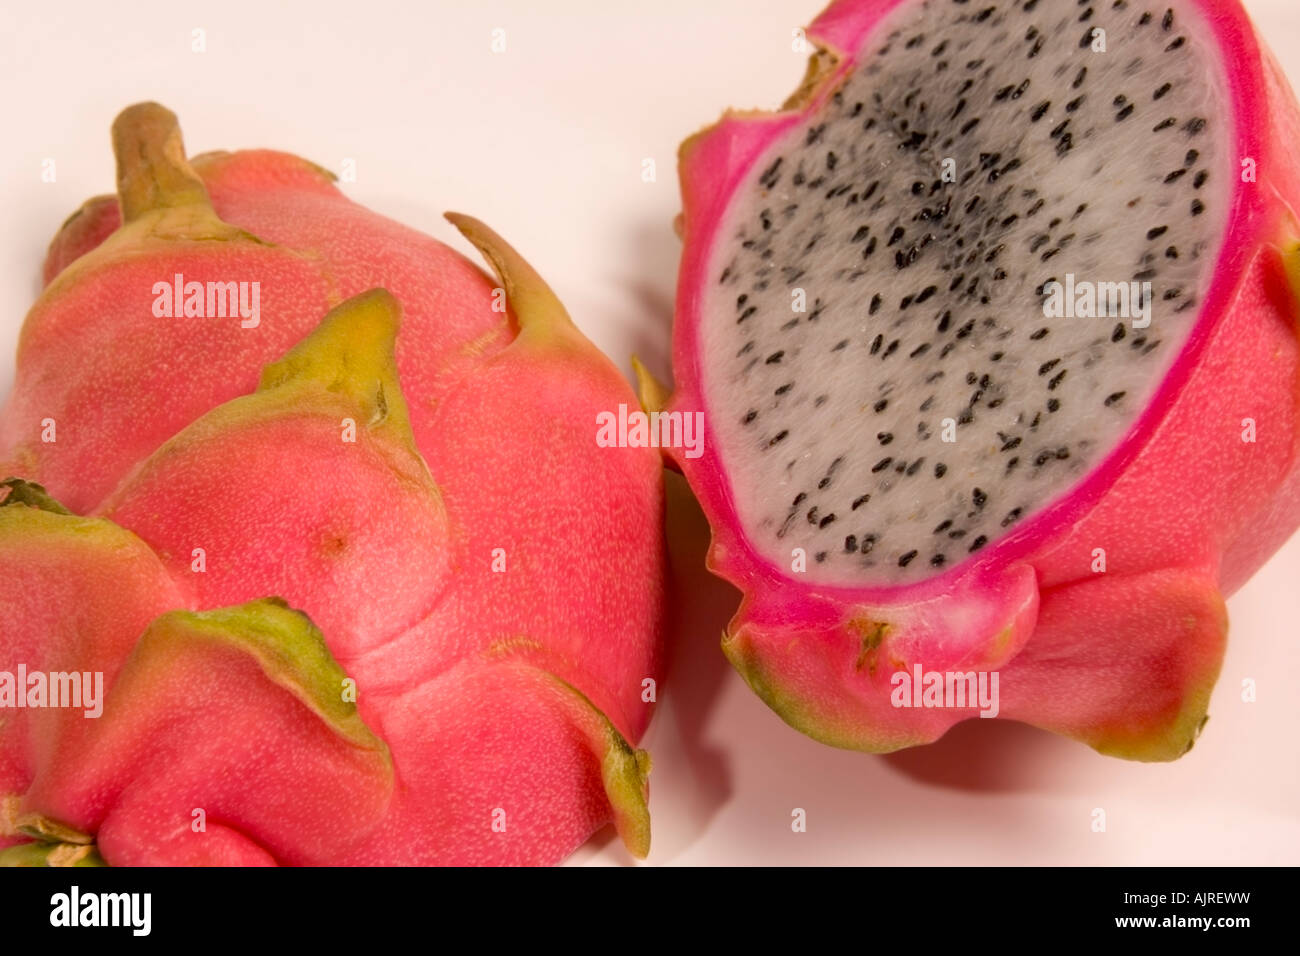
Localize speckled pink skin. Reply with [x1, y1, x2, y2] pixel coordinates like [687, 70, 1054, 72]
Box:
[671, 0, 1300, 759]
[4, 148, 509, 514]
[0, 106, 664, 865]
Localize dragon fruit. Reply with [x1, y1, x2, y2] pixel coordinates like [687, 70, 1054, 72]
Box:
[670, 0, 1300, 759]
[0, 104, 664, 865]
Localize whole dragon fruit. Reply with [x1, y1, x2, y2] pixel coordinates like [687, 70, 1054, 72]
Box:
[670, 0, 1300, 760]
[0, 104, 664, 865]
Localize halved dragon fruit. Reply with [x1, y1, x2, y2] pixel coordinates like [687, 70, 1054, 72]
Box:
[0, 105, 664, 865]
[671, 0, 1300, 759]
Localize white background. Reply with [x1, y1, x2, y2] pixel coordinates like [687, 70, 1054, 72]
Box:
[1, 0, 1297, 865]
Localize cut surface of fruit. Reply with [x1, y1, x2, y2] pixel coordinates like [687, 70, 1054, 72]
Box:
[699, 0, 1230, 585]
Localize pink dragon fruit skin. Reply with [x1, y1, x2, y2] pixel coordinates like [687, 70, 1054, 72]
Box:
[669, 0, 1300, 760]
[0, 105, 664, 865]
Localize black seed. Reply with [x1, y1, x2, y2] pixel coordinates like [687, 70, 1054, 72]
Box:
[769, 430, 788, 446]
[1193, 170, 1208, 189]
[1162, 8, 1173, 30]
[1001, 508, 1023, 527]
[815, 552, 827, 563]
[1147, 225, 1168, 239]
[844, 534, 858, 552]
[1191, 199, 1205, 215]
[1153, 82, 1172, 100]
[775, 383, 793, 395]
[851, 493, 871, 510]
[1104, 391, 1126, 406]
[1038, 358, 1060, 375]
[874, 399, 889, 413]
[743, 409, 757, 424]
[765, 351, 784, 364]
[870, 334, 883, 355]
[899, 550, 919, 568]
[1034, 450, 1052, 466]
[861, 535, 876, 554]
[972, 488, 987, 510]
[872, 457, 893, 473]
[1166, 37, 1185, 51]
[1001, 436, 1022, 451]
[882, 339, 900, 359]
[1047, 398, 1061, 412]
[1185, 117, 1206, 134]
[878, 432, 894, 445]
[1153, 117, 1176, 131]
[1164, 168, 1188, 184]
[910, 342, 932, 358]
[1048, 370, 1067, 390]
[818, 513, 836, 529]
[870, 294, 882, 315]
[969, 535, 989, 553]
[1116, 104, 1135, 121]
[1031, 101, 1050, 122]
[935, 463, 948, 478]
[1066, 95, 1084, 113]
